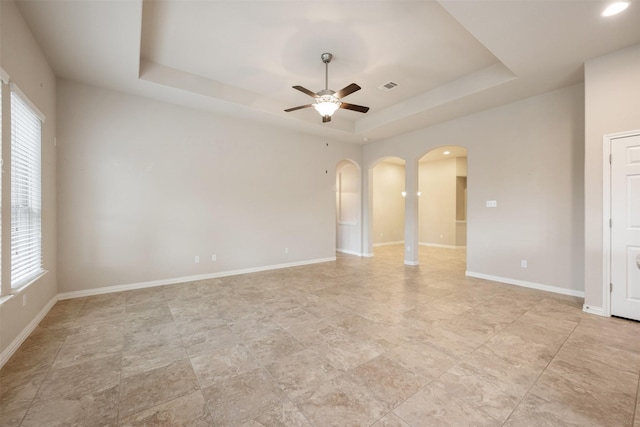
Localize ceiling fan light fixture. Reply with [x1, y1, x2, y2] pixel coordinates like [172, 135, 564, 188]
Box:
[285, 53, 369, 122]
[602, 1, 629, 16]
[313, 95, 341, 117]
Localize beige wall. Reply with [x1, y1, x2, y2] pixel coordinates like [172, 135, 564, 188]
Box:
[0, 0, 57, 357]
[372, 161, 405, 245]
[364, 84, 585, 294]
[4, 0, 623, 359]
[56, 80, 361, 293]
[0, 0, 633, 365]
[584, 43, 640, 309]
[419, 158, 457, 246]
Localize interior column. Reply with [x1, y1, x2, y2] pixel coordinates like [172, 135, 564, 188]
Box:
[362, 167, 374, 257]
[404, 158, 419, 265]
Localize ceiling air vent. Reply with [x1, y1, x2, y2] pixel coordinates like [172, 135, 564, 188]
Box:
[379, 81, 398, 91]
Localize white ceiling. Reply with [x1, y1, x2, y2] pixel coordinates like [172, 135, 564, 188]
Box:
[16, 0, 640, 144]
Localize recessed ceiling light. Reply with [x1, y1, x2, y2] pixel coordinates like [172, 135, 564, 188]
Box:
[602, 1, 629, 16]
[443, 151, 451, 155]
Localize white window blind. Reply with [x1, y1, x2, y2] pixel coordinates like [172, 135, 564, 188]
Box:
[11, 91, 43, 289]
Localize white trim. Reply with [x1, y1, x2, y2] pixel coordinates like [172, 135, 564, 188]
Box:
[602, 129, 640, 318]
[10, 270, 48, 295]
[602, 134, 612, 317]
[404, 260, 419, 266]
[3, 257, 334, 367]
[362, 252, 374, 257]
[0, 295, 58, 369]
[373, 241, 404, 247]
[582, 304, 606, 316]
[465, 271, 585, 298]
[0, 294, 15, 306]
[58, 257, 336, 300]
[336, 249, 363, 256]
[419, 242, 466, 249]
[0, 67, 9, 84]
[9, 83, 46, 122]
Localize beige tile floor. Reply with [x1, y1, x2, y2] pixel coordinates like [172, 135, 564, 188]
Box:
[1, 245, 640, 426]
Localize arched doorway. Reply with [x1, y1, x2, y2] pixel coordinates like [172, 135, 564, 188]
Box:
[336, 160, 362, 256]
[418, 146, 468, 266]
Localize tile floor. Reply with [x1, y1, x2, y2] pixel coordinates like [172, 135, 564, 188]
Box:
[1, 245, 639, 426]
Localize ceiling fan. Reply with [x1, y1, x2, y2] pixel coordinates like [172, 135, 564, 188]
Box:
[285, 53, 370, 123]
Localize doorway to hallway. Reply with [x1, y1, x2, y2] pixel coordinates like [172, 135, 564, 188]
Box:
[418, 146, 468, 269]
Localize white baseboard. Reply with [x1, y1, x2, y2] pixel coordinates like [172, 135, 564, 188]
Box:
[3, 257, 337, 368]
[373, 241, 404, 247]
[336, 249, 363, 257]
[59, 257, 336, 300]
[582, 304, 607, 317]
[3, 260, 593, 369]
[419, 242, 466, 249]
[465, 271, 585, 298]
[362, 252, 374, 257]
[0, 295, 58, 369]
[404, 260, 419, 266]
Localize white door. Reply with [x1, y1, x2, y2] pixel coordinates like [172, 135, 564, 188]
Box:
[611, 133, 640, 321]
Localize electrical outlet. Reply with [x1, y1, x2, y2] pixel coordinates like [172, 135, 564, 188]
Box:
[194, 256, 200, 264]
[22, 294, 27, 307]
[521, 260, 527, 268]
[212, 254, 217, 262]
[285, 248, 289, 254]
[440, 234, 443, 239]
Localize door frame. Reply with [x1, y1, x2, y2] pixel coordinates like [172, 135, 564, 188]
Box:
[602, 129, 640, 317]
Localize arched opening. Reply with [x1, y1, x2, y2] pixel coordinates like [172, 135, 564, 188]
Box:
[370, 157, 406, 263]
[336, 159, 362, 256]
[418, 146, 468, 267]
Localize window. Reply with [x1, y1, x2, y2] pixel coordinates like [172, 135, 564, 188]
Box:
[11, 90, 43, 289]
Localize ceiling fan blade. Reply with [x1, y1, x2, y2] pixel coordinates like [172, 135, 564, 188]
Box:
[334, 83, 361, 99]
[322, 115, 331, 123]
[293, 86, 318, 98]
[284, 104, 313, 112]
[340, 103, 370, 113]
